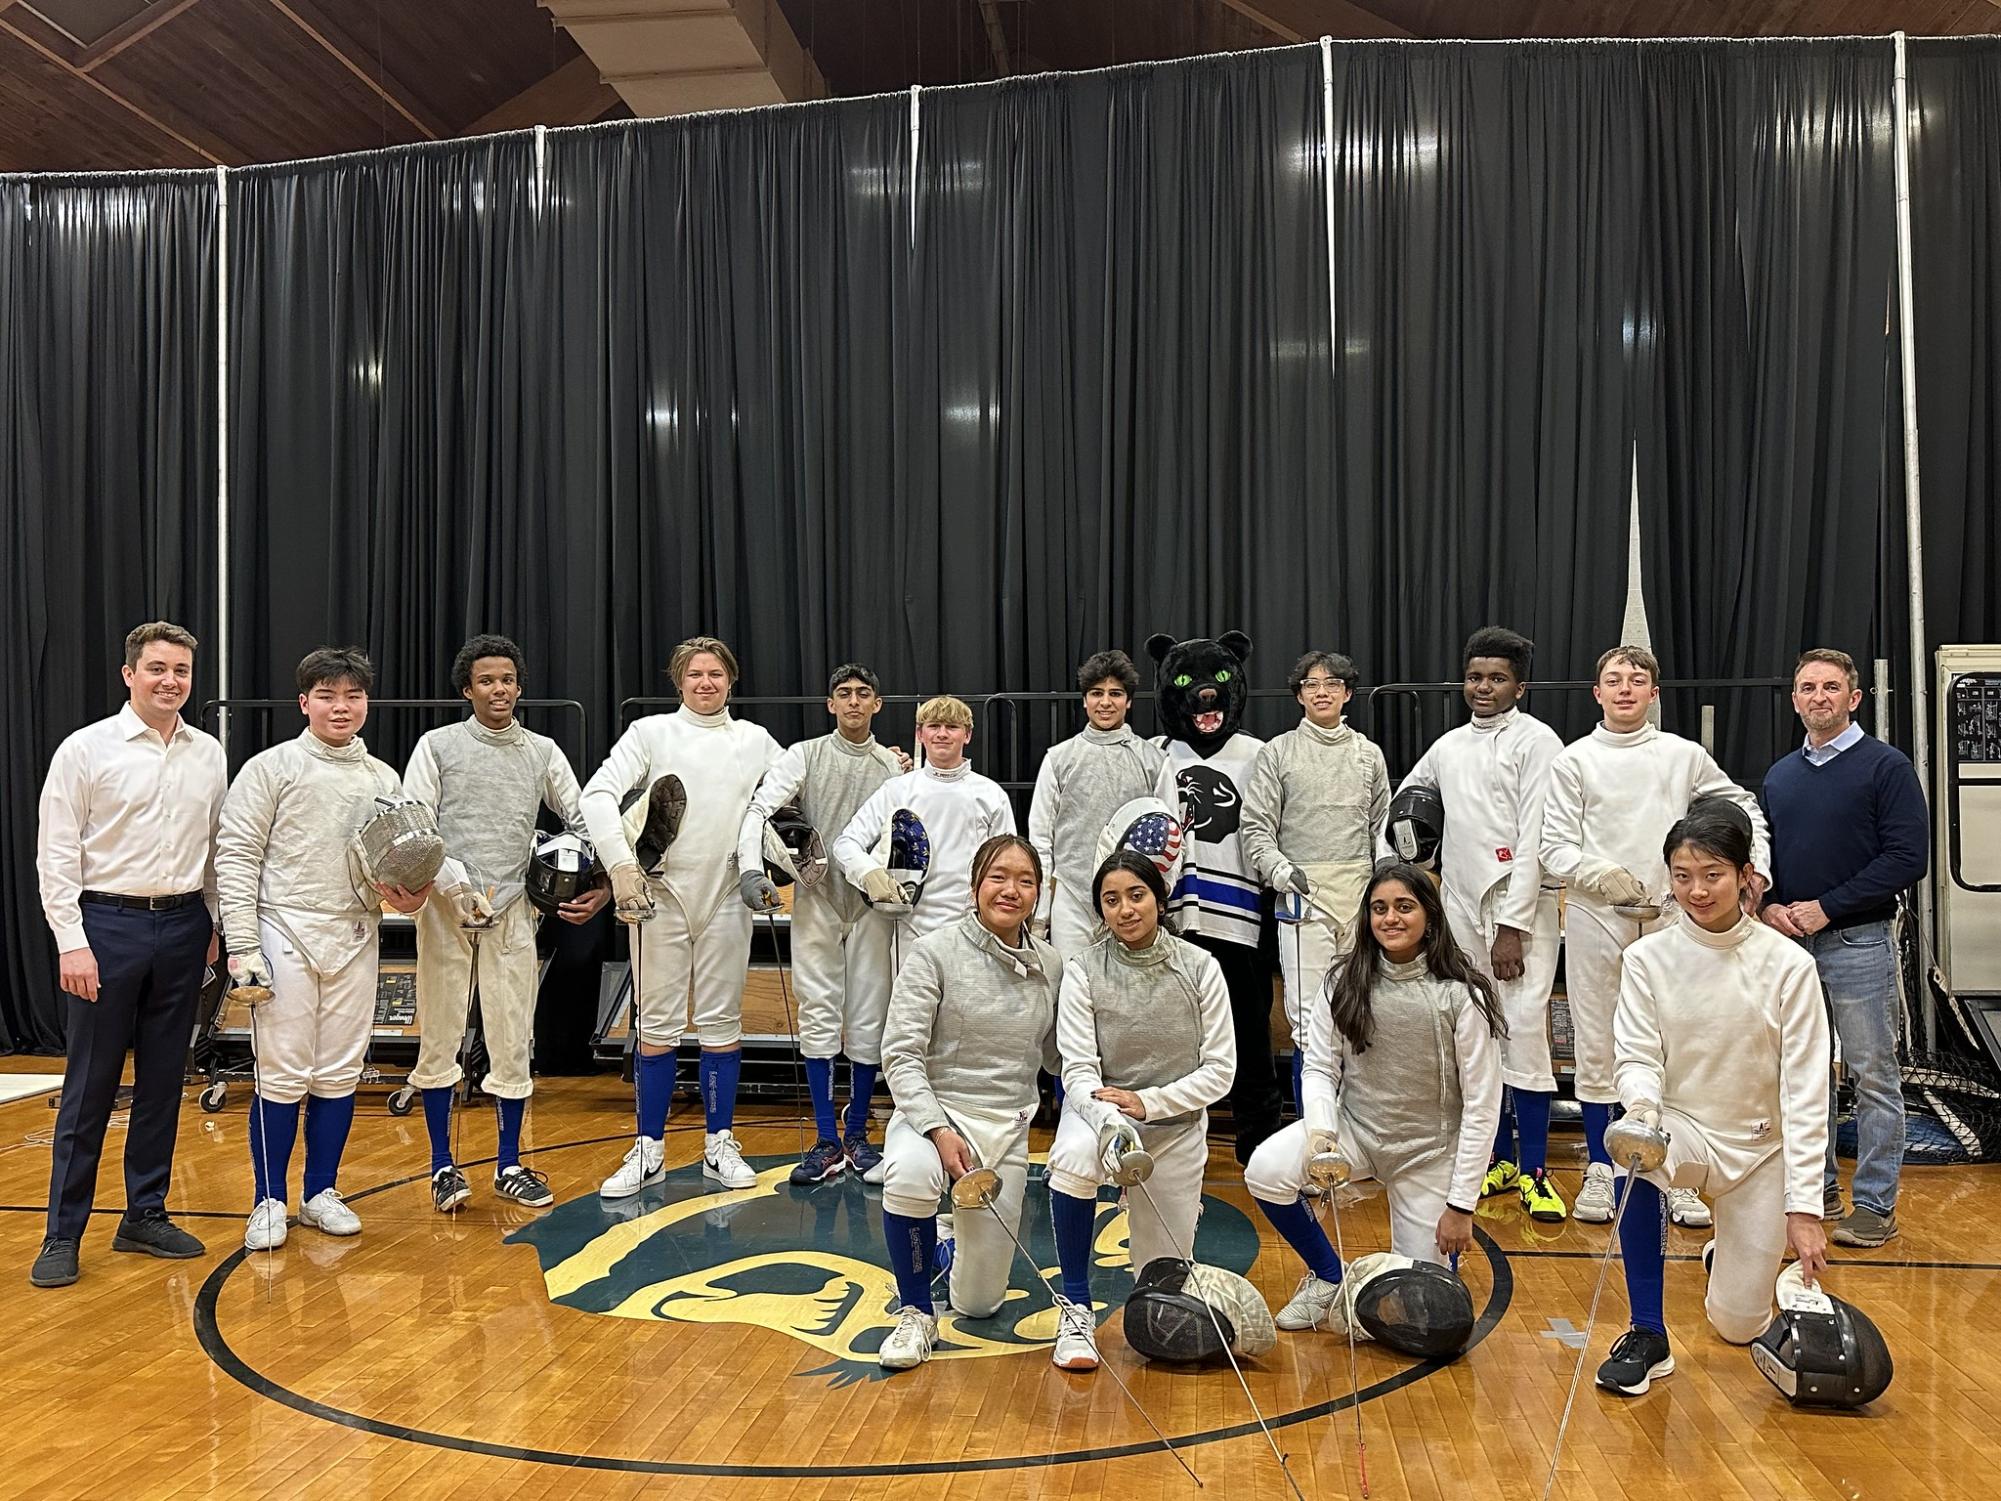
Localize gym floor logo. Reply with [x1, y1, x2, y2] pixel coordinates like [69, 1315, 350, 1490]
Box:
[506, 1153, 1260, 1384]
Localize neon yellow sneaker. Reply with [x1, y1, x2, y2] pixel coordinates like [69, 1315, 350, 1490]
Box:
[1519, 1167, 1568, 1223]
[1480, 1158, 1520, 1198]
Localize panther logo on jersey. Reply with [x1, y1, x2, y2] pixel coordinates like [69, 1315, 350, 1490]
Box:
[505, 1154, 1260, 1385]
[1176, 764, 1243, 840]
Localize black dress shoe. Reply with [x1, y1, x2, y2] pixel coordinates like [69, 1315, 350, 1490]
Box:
[112, 1211, 205, 1259]
[30, 1236, 80, 1287]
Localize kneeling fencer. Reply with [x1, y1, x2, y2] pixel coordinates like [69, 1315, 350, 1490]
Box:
[403, 635, 607, 1214]
[1245, 861, 1503, 1336]
[216, 648, 433, 1251]
[735, 663, 906, 1186]
[1596, 800, 1839, 1398]
[1046, 850, 1236, 1372]
[582, 637, 781, 1199]
[875, 835, 1061, 1372]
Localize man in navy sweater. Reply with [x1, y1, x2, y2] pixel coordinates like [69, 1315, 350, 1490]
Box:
[1759, 649, 1929, 1248]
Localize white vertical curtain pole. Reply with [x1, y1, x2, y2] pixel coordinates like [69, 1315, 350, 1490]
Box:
[908, 84, 921, 246]
[534, 123, 547, 214]
[214, 163, 231, 758]
[1320, 38, 1338, 398]
[1892, 31, 1937, 992]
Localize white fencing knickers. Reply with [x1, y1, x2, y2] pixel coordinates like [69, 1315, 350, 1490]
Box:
[881, 1101, 1033, 1319]
[408, 897, 539, 1099]
[1047, 1103, 1209, 1274]
[791, 892, 892, 1066]
[1564, 897, 1673, 1105]
[1277, 912, 1344, 1038]
[1626, 1112, 1790, 1344]
[1046, 887, 1102, 971]
[1244, 1118, 1459, 1267]
[1446, 884, 1561, 1093]
[636, 885, 753, 1049]
[253, 920, 379, 1103]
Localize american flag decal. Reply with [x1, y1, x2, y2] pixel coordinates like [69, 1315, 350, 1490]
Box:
[1120, 812, 1183, 876]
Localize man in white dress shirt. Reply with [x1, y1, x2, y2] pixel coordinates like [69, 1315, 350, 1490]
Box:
[32, 622, 226, 1288]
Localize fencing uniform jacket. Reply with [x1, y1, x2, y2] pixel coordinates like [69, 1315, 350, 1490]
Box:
[1027, 726, 1178, 958]
[833, 761, 1016, 941]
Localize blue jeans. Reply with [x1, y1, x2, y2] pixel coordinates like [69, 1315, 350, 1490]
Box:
[1808, 919, 1904, 1214]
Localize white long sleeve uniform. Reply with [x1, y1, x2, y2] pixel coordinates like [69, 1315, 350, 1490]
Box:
[1245, 955, 1503, 1267]
[1540, 723, 1770, 1103]
[1048, 930, 1235, 1273]
[214, 730, 401, 1102]
[734, 732, 901, 1064]
[1240, 720, 1390, 1034]
[1398, 708, 1564, 1091]
[1614, 911, 1830, 1341]
[1026, 726, 1178, 961]
[581, 706, 780, 1048]
[402, 719, 587, 1099]
[832, 761, 1016, 945]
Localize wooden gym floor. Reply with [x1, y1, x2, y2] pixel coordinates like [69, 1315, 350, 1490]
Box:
[6, 1061, 1998, 1501]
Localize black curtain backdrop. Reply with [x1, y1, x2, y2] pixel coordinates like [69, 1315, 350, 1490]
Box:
[1908, 39, 2001, 652]
[10, 38, 1998, 1039]
[1633, 42, 1899, 783]
[0, 173, 217, 1051]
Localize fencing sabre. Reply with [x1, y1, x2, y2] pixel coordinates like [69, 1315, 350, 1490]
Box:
[1303, 1127, 1369, 1499]
[946, 1132, 1203, 1489]
[451, 903, 494, 1174]
[620, 880, 658, 1142]
[1537, 1112, 1672, 1501]
[1612, 899, 1663, 946]
[759, 897, 809, 1164]
[235, 968, 278, 1295]
[1127, 1155, 1305, 1499]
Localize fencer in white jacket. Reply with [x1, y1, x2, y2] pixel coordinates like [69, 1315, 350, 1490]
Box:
[582, 638, 780, 1199]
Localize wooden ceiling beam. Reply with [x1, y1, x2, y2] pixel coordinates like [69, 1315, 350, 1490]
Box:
[262, 0, 446, 139]
[465, 53, 618, 135]
[78, 0, 204, 70]
[1214, 0, 1412, 42]
[0, 10, 222, 162]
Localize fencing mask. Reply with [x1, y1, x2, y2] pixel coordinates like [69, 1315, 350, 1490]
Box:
[1750, 1267, 1894, 1410]
[761, 804, 828, 891]
[1347, 1252, 1475, 1359]
[1095, 796, 1185, 878]
[1384, 785, 1445, 869]
[526, 832, 600, 915]
[1122, 1257, 1276, 1364]
[620, 774, 688, 876]
[871, 807, 930, 908]
[351, 796, 447, 892]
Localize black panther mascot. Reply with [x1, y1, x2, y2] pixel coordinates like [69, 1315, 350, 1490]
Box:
[1146, 631, 1283, 1162]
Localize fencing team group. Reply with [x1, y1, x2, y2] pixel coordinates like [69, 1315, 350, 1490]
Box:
[32, 617, 1928, 1402]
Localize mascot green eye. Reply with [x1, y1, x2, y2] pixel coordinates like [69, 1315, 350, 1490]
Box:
[1214, 670, 1233, 683]
[1172, 673, 1193, 688]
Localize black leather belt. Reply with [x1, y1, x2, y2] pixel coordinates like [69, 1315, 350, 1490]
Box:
[81, 890, 204, 912]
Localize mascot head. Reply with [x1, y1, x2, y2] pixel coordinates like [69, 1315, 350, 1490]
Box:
[1146, 632, 1253, 758]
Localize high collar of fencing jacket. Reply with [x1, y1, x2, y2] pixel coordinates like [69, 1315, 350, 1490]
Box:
[1299, 717, 1353, 747]
[1379, 953, 1432, 983]
[676, 705, 732, 731]
[923, 759, 971, 783]
[829, 731, 880, 758]
[299, 727, 369, 765]
[1591, 722, 1659, 750]
[1679, 907, 1755, 952]
[1082, 724, 1135, 746]
[962, 911, 1051, 979]
[465, 717, 526, 748]
[1108, 924, 1174, 970]
[1469, 707, 1517, 738]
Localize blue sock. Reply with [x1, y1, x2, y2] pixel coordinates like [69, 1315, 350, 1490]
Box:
[302, 1093, 355, 1200]
[1051, 1075, 1064, 1109]
[1515, 1089, 1554, 1175]
[1619, 1176, 1668, 1334]
[1255, 1196, 1344, 1285]
[495, 1096, 525, 1170]
[882, 1209, 938, 1314]
[1582, 1102, 1614, 1167]
[1493, 1087, 1517, 1163]
[248, 1095, 299, 1204]
[845, 1063, 878, 1140]
[1291, 1051, 1305, 1117]
[421, 1087, 454, 1173]
[805, 1057, 837, 1141]
[702, 1049, 742, 1134]
[637, 1050, 673, 1140]
[1051, 1190, 1098, 1306]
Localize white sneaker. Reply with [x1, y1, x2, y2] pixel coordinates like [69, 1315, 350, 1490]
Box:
[1667, 1187, 1713, 1229]
[299, 1188, 361, 1237]
[1574, 1162, 1617, 1224]
[1276, 1273, 1348, 1332]
[1052, 1300, 1099, 1371]
[600, 1136, 666, 1199]
[879, 1306, 939, 1370]
[244, 1197, 288, 1251]
[704, 1130, 756, 1190]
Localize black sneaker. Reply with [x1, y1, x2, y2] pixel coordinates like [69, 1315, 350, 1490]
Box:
[494, 1165, 555, 1208]
[432, 1165, 472, 1213]
[111, 1210, 204, 1259]
[791, 1138, 850, 1186]
[1596, 1326, 1675, 1397]
[30, 1236, 79, 1288]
